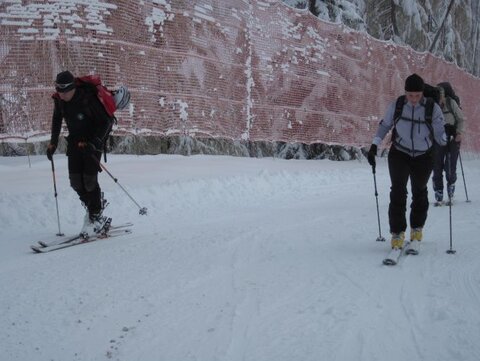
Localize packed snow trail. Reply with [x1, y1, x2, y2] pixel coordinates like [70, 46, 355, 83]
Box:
[1, 155, 480, 361]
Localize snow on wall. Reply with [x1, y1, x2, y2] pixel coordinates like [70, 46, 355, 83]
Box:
[1, 0, 479, 152]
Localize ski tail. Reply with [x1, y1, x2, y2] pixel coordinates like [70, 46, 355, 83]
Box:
[382, 242, 411, 266]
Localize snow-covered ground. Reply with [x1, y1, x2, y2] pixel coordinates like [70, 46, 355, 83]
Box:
[1, 154, 480, 361]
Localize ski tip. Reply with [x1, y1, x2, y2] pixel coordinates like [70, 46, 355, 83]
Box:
[30, 245, 44, 253]
[382, 259, 397, 266]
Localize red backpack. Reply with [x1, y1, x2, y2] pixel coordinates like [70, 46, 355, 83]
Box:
[75, 75, 117, 117]
[53, 75, 130, 118]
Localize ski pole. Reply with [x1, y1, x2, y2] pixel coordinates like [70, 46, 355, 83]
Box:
[446, 139, 456, 254]
[91, 154, 148, 215]
[25, 139, 32, 168]
[371, 164, 386, 242]
[458, 151, 471, 203]
[446, 196, 455, 254]
[50, 157, 64, 236]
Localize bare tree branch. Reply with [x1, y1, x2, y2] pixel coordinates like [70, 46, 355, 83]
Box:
[429, 0, 455, 53]
[308, 0, 319, 17]
[390, 0, 399, 37]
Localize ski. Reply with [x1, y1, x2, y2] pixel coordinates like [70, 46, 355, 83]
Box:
[37, 222, 133, 248]
[382, 242, 411, 266]
[435, 199, 454, 207]
[434, 201, 454, 207]
[31, 227, 132, 253]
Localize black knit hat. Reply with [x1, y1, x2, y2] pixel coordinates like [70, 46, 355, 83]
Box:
[55, 71, 76, 93]
[404, 73, 425, 92]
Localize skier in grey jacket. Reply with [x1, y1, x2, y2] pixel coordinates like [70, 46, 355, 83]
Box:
[367, 73, 449, 250]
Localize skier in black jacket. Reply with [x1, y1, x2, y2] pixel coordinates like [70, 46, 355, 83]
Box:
[46, 71, 111, 236]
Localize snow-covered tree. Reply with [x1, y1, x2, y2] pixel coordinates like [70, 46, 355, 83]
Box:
[282, 0, 480, 76]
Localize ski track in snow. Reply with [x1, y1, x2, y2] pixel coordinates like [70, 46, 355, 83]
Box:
[1, 154, 480, 361]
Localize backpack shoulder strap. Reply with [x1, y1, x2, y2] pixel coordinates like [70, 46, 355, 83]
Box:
[393, 95, 406, 124]
[422, 97, 436, 142]
[390, 95, 406, 143]
[424, 97, 434, 124]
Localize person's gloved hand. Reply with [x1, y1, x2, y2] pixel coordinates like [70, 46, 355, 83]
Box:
[78, 138, 102, 154]
[367, 144, 377, 167]
[46, 143, 56, 161]
[444, 124, 457, 138]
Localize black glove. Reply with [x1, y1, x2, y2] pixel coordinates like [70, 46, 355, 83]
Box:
[46, 144, 56, 161]
[367, 144, 377, 167]
[444, 124, 457, 137]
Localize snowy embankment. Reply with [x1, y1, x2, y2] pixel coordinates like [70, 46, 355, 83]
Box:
[1, 154, 480, 361]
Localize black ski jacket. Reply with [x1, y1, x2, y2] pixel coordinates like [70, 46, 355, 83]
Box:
[50, 86, 111, 154]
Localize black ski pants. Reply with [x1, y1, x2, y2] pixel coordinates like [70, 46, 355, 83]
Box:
[432, 140, 460, 191]
[68, 149, 102, 216]
[387, 146, 434, 234]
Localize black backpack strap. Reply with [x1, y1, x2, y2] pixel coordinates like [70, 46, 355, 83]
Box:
[391, 95, 406, 143]
[424, 97, 434, 124]
[393, 95, 406, 123]
[423, 97, 435, 139]
[103, 115, 116, 163]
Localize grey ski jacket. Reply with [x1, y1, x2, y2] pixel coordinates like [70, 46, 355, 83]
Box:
[373, 97, 446, 157]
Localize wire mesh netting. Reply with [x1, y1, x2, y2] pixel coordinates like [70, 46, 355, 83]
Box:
[1, 0, 479, 153]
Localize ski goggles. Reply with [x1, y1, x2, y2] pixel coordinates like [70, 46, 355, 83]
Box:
[55, 81, 75, 93]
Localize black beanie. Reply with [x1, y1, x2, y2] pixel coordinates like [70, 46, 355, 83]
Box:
[404, 73, 425, 92]
[55, 71, 76, 93]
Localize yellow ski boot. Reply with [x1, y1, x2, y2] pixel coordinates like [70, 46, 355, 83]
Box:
[408, 227, 422, 255]
[383, 232, 406, 265]
[391, 232, 405, 250]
